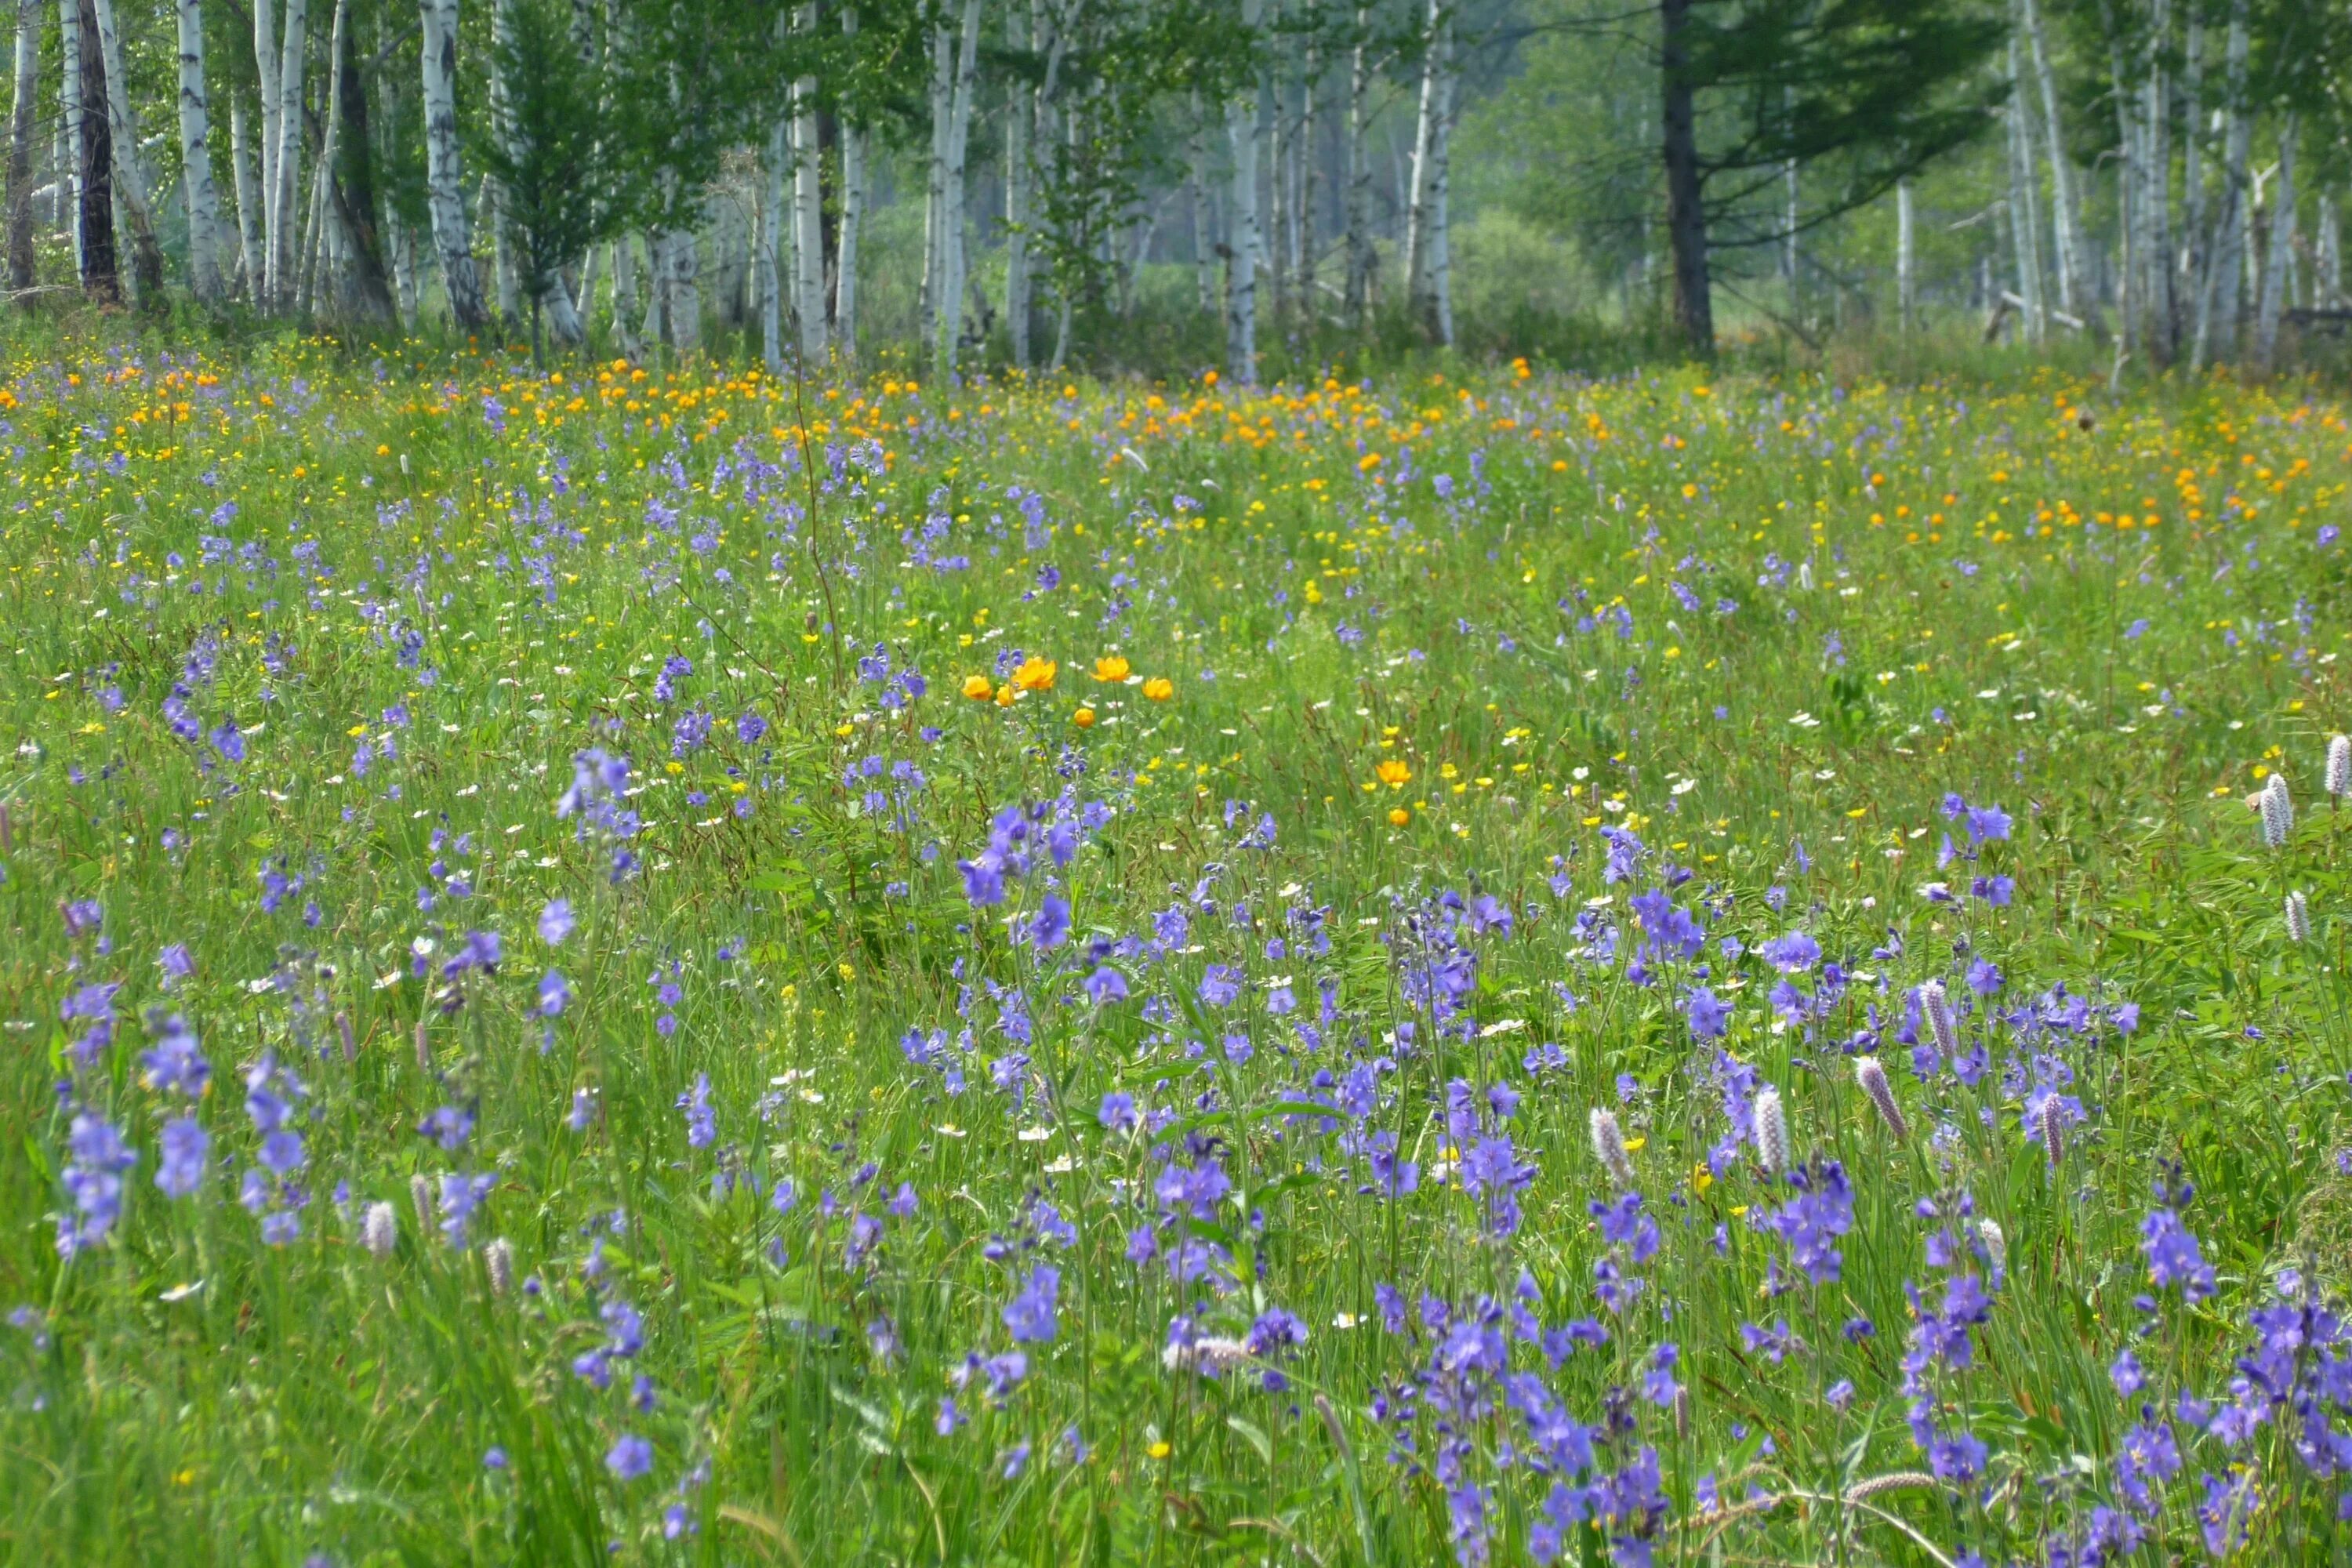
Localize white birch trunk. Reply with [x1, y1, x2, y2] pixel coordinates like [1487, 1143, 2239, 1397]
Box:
[7, 0, 36, 289]
[175, 0, 224, 299]
[2107, 38, 2136, 354]
[229, 95, 263, 298]
[2139, 0, 2172, 358]
[1424, 21, 1452, 346]
[488, 0, 521, 318]
[2180, 8, 2203, 315]
[296, 0, 343, 315]
[933, 0, 981, 372]
[1224, 0, 1265, 382]
[1187, 110, 1214, 314]
[1005, 1, 1032, 368]
[252, 0, 278, 274]
[837, 120, 865, 359]
[2254, 116, 2295, 374]
[789, 8, 825, 361]
[920, 11, 947, 358]
[2005, 38, 2045, 341]
[2020, 0, 2082, 319]
[1402, 0, 1439, 329]
[759, 117, 783, 373]
[267, 0, 307, 309]
[1896, 178, 1915, 332]
[56, 0, 78, 273]
[2319, 194, 2340, 307]
[390, 216, 417, 324]
[665, 228, 699, 351]
[1342, 4, 1370, 324]
[419, 0, 488, 327]
[2209, 0, 2249, 360]
[90, 0, 165, 294]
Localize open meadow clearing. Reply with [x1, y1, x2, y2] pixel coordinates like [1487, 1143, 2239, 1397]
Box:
[7, 340, 2352, 1566]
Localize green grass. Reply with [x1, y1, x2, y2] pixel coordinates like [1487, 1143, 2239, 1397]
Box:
[3, 324, 2352, 1566]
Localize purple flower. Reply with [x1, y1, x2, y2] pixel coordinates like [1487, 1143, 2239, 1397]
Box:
[1003, 1264, 1061, 1343]
[1082, 965, 1129, 1004]
[1685, 985, 1727, 1040]
[1199, 964, 1243, 1007]
[679, 1073, 715, 1149]
[56, 1112, 137, 1257]
[155, 1116, 208, 1198]
[538, 898, 575, 945]
[1025, 894, 1070, 949]
[605, 1433, 654, 1481]
[2141, 1207, 2215, 1301]
[1759, 931, 1820, 974]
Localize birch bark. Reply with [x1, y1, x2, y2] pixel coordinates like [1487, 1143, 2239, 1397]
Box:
[419, 0, 488, 326]
[1341, 2, 1370, 325]
[89, 0, 163, 298]
[2004, 37, 2045, 340]
[836, 3, 865, 364]
[1005, 2, 1031, 365]
[2020, 0, 2083, 320]
[6, 0, 36, 294]
[268, 0, 307, 308]
[933, 0, 980, 372]
[1896, 177, 1914, 333]
[2201, 0, 2249, 363]
[176, 0, 225, 299]
[1225, 0, 1265, 382]
[2254, 117, 2295, 374]
[789, 3, 826, 359]
[230, 96, 264, 298]
[252, 0, 278, 277]
[73, 0, 114, 301]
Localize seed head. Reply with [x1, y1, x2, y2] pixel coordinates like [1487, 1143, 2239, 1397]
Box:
[2260, 773, 2293, 849]
[1588, 1107, 1637, 1189]
[1853, 1056, 1909, 1140]
[1752, 1086, 1791, 1179]
[1918, 980, 1958, 1062]
[361, 1201, 398, 1258]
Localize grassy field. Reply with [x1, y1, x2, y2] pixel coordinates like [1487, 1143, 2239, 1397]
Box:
[5, 330, 2352, 1566]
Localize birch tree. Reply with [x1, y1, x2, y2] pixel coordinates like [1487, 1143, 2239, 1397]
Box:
[2252, 114, 2293, 373]
[1225, 0, 1265, 382]
[2019, 0, 2085, 323]
[72, 0, 116, 302]
[5, 0, 35, 296]
[1402, 0, 1451, 344]
[176, 0, 226, 300]
[420, 0, 491, 326]
[2193, 0, 2249, 368]
[89, 0, 164, 299]
[268, 0, 308, 307]
[788, 2, 824, 360]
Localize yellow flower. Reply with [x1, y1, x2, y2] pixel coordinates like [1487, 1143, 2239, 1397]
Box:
[1142, 677, 1174, 702]
[1091, 654, 1131, 683]
[1388, 806, 1411, 827]
[1012, 657, 1058, 692]
[1073, 706, 1097, 728]
[1375, 759, 1412, 788]
[961, 674, 994, 701]
[1358, 452, 1382, 471]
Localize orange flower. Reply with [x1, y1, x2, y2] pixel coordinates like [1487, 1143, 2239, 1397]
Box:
[961, 674, 995, 701]
[1073, 707, 1097, 728]
[1142, 677, 1174, 702]
[1375, 759, 1412, 788]
[1012, 657, 1058, 692]
[1388, 807, 1412, 827]
[1092, 654, 1131, 683]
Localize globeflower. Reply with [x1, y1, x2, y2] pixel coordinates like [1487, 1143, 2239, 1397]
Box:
[961, 674, 994, 701]
[1375, 759, 1412, 789]
[1142, 676, 1174, 702]
[1091, 655, 1131, 683]
[1012, 657, 1058, 692]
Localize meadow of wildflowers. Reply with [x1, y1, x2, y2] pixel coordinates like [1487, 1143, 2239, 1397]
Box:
[7, 337, 2352, 1566]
